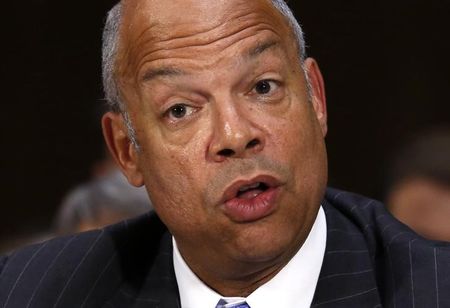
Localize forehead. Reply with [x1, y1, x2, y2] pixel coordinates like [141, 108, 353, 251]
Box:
[121, 0, 287, 33]
[116, 0, 294, 72]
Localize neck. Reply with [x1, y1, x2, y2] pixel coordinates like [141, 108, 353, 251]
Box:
[205, 261, 288, 297]
[175, 236, 304, 297]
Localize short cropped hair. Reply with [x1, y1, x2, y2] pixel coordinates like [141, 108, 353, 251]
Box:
[55, 170, 152, 234]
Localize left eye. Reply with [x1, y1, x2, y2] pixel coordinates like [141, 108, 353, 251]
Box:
[254, 80, 278, 95]
[169, 104, 188, 118]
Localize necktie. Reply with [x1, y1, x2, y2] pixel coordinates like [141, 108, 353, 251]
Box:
[215, 299, 251, 308]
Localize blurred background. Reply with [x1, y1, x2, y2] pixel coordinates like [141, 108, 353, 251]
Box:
[1, 0, 449, 250]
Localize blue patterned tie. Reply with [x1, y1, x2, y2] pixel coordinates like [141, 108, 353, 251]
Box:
[215, 299, 251, 308]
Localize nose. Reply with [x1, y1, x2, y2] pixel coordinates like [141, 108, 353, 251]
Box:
[207, 104, 265, 162]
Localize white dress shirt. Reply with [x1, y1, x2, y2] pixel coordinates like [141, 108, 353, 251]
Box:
[173, 207, 327, 308]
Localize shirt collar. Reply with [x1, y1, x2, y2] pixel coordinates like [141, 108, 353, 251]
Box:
[173, 206, 327, 308]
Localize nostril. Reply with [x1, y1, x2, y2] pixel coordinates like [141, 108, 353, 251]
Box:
[246, 138, 260, 149]
[215, 139, 261, 159]
[217, 148, 235, 157]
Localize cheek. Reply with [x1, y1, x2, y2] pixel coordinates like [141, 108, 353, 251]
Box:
[137, 136, 210, 225]
[266, 105, 317, 157]
[268, 105, 327, 185]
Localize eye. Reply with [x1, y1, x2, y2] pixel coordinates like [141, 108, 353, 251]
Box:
[253, 79, 278, 95]
[170, 104, 187, 118]
[166, 103, 196, 120]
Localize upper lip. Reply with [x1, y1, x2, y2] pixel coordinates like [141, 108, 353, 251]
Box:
[220, 174, 282, 204]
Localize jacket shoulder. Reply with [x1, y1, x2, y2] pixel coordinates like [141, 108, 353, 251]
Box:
[323, 187, 409, 253]
[322, 188, 450, 307]
[0, 211, 168, 308]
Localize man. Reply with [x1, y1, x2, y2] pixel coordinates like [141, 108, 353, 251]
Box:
[0, 0, 449, 307]
[385, 128, 450, 242]
[55, 167, 152, 234]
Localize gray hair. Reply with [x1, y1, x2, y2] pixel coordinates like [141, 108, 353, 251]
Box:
[55, 169, 152, 234]
[102, 0, 308, 145]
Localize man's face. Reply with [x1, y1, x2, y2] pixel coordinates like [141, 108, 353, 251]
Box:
[105, 0, 328, 281]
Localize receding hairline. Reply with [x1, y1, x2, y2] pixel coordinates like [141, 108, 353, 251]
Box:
[102, 0, 307, 146]
[114, 0, 302, 73]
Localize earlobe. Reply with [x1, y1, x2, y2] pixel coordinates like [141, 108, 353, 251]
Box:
[304, 58, 328, 137]
[101, 111, 144, 187]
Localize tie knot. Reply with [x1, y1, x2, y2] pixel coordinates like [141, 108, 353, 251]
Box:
[216, 299, 251, 308]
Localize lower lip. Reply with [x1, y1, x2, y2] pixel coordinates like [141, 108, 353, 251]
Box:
[222, 187, 280, 223]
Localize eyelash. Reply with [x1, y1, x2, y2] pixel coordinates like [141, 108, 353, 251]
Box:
[164, 103, 197, 122]
[251, 79, 281, 97]
[162, 79, 281, 122]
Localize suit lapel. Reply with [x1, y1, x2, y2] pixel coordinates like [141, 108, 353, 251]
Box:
[103, 214, 181, 308]
[131, 231, 181, 308]
[311, 196, 381, 307]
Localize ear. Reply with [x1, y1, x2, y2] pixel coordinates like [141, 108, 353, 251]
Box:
[304, 57, 328, 137]
[102, 112, 144, 187]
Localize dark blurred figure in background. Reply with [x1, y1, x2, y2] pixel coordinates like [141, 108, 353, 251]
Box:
[385, 127, 450, 242]
[0, 151, 152, 253]
[55, 153, 152, 234]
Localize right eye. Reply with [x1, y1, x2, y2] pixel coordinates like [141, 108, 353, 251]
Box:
[166, 103, 196, 121]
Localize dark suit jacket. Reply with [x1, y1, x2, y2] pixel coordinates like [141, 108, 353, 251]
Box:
[1, 188, 449, 307]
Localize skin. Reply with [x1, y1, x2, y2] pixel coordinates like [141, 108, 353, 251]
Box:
[102, 0, 328, 296]
[388, 178, 450, 242]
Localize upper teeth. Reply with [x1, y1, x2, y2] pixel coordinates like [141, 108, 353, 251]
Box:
[239, 182, 261, 192]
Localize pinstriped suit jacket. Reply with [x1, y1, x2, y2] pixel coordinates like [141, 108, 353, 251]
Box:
[1, 188, 449, 307]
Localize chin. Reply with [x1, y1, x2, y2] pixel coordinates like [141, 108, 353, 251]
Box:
[229, 221, 302, 264]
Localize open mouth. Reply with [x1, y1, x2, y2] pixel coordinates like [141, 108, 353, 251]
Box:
[236, 182, 270, 199]
[221, 176, 281, 222]
[221, 176, 280, 204]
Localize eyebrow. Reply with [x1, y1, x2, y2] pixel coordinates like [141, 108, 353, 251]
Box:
[246, 40, 279, 59]
[142, 67, 186, 82]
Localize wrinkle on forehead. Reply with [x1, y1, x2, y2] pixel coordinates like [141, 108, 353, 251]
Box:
[116, 0, 293, 83]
